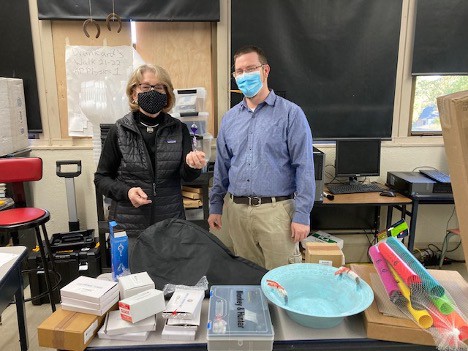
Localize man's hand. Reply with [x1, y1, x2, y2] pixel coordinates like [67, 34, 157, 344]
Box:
[186, 150, 207, 169]
[208, 214, 222, 230]
[291, 222, 310, 242]
[128, 187, 152, 208]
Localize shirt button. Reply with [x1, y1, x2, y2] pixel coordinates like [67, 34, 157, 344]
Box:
[247, 179, 250, 182]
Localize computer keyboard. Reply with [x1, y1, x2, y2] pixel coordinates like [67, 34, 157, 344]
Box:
[419, 169, 451, 183]
[326, 183, 386, 195]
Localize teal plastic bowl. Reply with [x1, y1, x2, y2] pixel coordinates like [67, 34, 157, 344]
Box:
[261, 263, 374, 328]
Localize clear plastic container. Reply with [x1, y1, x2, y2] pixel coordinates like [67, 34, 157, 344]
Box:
[172, 87, 206, 113]
[207, 285, 274, 351]
[172, 112, 209, 136]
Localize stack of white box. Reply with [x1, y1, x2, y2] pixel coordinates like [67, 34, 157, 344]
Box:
[60, 276, 119, 316]
[161, 288, 205, 341]
[0, 78, 29, 156]
[98, 272, 164, 341]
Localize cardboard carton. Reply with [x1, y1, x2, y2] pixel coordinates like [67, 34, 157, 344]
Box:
[37, 307, 106, 351]
[437, 91, 468, 270]
[0, 78, 29, 156]
[118, 271, 155, 299]
[305, 242, 344, 267]
[60, 276, 118, 304]
[109, 221, 130, 281]
[119, 289, 165, 323]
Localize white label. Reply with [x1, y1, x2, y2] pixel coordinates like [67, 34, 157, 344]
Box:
[318, 260, 332, 266]
[84, 320, 98, 344]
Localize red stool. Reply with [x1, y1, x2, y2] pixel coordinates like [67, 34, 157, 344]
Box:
[0, 157, 57, 311]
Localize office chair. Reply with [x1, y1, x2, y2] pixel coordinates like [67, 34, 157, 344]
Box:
[0, 157, 57, 311]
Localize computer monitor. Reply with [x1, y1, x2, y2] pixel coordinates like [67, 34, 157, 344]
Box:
[335, 139, 381, 184]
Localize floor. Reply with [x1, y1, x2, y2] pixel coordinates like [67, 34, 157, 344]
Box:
[0, 263, 466, 351]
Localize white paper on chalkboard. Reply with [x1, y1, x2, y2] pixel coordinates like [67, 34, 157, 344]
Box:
[65, 46, 145, 137]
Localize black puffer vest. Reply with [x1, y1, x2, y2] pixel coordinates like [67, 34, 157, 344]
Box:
[109, 112, 186, 239]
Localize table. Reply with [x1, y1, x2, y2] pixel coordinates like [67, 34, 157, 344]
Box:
[388, 193, 454, 252]
[317, 188, 412, 233]
[87, 299, 436, 351]
[0, 246, 28, 351]
[319, 190, 455, 253]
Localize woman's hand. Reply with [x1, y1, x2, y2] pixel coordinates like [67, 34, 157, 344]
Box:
[128, 187, 152, 208]
[186, 150, 207, 169]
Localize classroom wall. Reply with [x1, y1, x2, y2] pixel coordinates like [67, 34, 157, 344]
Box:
[24, 0, 464, 263]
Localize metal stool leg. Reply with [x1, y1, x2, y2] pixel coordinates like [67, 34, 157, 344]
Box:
[34, 226, 56, 312]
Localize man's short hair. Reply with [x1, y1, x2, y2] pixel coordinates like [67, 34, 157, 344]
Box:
[233, 45, 268, 65]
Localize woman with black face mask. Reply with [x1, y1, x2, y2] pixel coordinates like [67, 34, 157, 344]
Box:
[94, 64, 207, 249]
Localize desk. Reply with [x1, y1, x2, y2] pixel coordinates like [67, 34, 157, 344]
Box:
[389, 193, 454, 252]
[318, 189, 412, 234]
[87, 299, 436, 351]
[0, 246, 28, 351]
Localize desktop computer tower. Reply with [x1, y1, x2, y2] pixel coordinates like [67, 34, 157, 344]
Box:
[313, 147, 325, 202]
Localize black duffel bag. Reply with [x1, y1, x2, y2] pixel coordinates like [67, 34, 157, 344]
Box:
[130, 218, 267, 294]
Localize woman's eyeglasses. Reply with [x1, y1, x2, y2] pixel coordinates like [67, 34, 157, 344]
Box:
[138, 83, 166, 93]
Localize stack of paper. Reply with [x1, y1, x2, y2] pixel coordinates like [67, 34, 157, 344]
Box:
[98, 310, 156, 341]
[162, 289, 204, 341]
[60, 276, 119, 316]
[182, 186, 203, 208]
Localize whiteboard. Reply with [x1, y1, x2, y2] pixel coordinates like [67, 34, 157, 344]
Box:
[65, 45, 145, 137]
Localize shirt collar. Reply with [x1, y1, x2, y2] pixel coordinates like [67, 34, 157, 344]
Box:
[239, 89, 277, 110]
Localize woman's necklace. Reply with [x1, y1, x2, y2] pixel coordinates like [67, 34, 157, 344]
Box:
[140, 121, 159, 133]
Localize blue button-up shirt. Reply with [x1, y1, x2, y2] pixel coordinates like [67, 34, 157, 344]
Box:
[210, 90, 315, 225]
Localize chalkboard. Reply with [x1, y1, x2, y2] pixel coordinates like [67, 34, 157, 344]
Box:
[0, 0, 42, 133]
[231, 0, 402, 140]
[412, 0, 468, 75]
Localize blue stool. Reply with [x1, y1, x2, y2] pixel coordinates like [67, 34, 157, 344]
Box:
[439, 228, 460, 269]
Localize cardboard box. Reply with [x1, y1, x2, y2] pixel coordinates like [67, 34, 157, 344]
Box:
[109, 221, 130, 281]
[305, 242, 344, 267]
[60, 276, 119, 304]
[437, 91, 468, 270]
[119, 289, 165, 323]
[301, 230, 344, 249]
[350, 264, 468, 346]
[0, 78, 29, 156]
[118, 272, 155, 299]
[102, 310, 156, 336]
[38, 307, 106, 351]
[162, 288, 204, 320]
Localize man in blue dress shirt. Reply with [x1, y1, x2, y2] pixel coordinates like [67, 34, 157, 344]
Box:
[208, 45, 315, 269]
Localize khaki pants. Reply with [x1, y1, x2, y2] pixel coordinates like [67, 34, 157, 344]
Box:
[225, 195, 295, 270]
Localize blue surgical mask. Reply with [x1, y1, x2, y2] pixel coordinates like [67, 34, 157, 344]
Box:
[235, 71, 263, 98]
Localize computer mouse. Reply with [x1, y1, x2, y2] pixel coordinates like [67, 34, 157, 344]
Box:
[380, 190, 396, 197]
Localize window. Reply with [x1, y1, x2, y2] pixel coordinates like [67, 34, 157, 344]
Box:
[411, 76, 468, 135]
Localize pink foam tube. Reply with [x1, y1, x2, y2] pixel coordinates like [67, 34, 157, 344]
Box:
[379, 242, 421, 286]
[369, 245, 404, 302]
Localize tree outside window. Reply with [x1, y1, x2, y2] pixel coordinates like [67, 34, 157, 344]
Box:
[412, 76, 468, 134]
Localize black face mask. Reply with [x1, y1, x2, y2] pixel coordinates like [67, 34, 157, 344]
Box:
[137, 90, 168, 115]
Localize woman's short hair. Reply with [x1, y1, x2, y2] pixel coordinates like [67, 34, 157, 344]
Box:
[126, 64, 175, 113]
